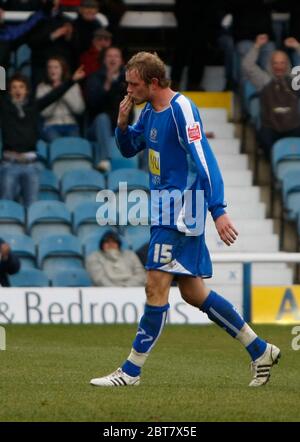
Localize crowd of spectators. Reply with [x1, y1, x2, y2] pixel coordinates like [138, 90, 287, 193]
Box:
[0, 0, 300, 286]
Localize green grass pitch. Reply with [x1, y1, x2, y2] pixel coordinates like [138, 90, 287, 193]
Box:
[0, 324, 299, 422]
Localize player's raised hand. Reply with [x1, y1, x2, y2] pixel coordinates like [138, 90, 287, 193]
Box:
[117, 94, 134, 132]
[214, 213, 238, 246]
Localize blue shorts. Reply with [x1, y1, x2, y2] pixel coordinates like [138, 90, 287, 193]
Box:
[146, 226, 212, 278]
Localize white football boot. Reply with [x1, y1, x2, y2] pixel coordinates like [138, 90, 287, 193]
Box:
[90, 368, 140, 387]
[249, 343, 281, 387]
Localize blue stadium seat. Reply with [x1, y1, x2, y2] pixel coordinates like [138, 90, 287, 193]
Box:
[38, 234, 83, 277]
[122, 225, 151, 251]
[107, 168, 149, 192]
[61, 169, 106, 211]
[0, 200, 25, 236]
[73, 202, 116, 242]
[28, 201, 72, 243]
[272, 138, 300, 182]
[111, 157, 139, 170]
[49, 137, 93, 179]
[39, 169, 60, 201]
[3, 233, 36, 268]
[36, 139, 48, 167]
[9, 269, 49, 287]
[51, 269, 92, 287]
[15, 44, 31, 77]
[282, 171, 300, 220]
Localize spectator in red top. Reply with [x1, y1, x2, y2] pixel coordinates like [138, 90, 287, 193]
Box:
[79, 28, 112, 77]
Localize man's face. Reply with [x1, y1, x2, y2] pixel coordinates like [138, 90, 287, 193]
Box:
[271, 52, 289, 77]
[102, 238, 120, 252]
[93, 36, 111, 51]
[80, 7, 98, 21]
[9, 80, 28, 102]
[104, 48, 123, 72]
[126, 69, 151, 104]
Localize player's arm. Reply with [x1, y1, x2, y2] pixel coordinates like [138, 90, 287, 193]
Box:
[115, 95, 147, 158]
[174, 100, 238, 245]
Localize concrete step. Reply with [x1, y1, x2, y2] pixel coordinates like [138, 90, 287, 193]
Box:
[216, 154, 248, 170]
[209, 138, 241, 155]
[205, 122, 235, 138]
[206, 218, 274, 236]
[207, 233, 279, 252]
[222, 170, 253, 186]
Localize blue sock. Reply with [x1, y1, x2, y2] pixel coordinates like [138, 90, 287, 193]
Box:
[200, 291, 266, 360]
[122, 303, 169, 376]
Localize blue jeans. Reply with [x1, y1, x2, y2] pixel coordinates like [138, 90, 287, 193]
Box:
[87, 113, 114, 164]
[42, 124, 80, 143]
[0, 161, 41, 207]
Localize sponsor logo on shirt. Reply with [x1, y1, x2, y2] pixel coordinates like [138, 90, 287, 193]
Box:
[186, 122, 202, 143]
[149, 148, 160, 176]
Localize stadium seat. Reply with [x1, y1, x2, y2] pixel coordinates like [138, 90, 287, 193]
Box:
[38, 169, 60, 201]
[107, 168, 149, 192]
[36, 139, 48, 167]
[111, 157, 139, 171]
[3, 233, 36, 268]
[28, 201, 72, 243]
[49, 137, 93, 179]
[282, 170, 300, 221]
[61, 169, 106, 211]
[38, 234, 84, 277]
[108, 139, 139, 170]
[51, 269, 92, 287]
[272, 138, 300, 182]
[9, 269, 49, 287]
[73, 202, 116, 241]
[0, 200, 25, 236]
[122, 225, 151, 251]
[15, 44, 31, 77]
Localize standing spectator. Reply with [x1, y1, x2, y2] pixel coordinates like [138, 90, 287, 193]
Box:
[36, 56, 85, 142]
[85, 230, 146, 287]
[79, 28, 112, 77]
[0, 1, 54, 69]
[242, 34, 300, 159]
[0, 238, 21, 287]
[26, 0, 74, 88]
[219, 0, 275, 89]
[171, 0, 210, 91]
[0, 66, 85, 207]
[85, 46, 130, 171]
[71, 0, 102, 65]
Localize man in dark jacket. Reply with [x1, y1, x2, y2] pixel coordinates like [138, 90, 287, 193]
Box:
[0, 0, 54, 69]
[0, 65, 85, 207]
[85, 46, 131, 171]
[26, 0, 74, 87]
[0, 238, 20, 287]
[71, 0, 102, 66]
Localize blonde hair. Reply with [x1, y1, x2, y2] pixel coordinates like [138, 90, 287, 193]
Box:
[126, 52, 170, 88]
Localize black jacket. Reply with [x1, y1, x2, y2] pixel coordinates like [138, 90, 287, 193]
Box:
[0, 79, 75, 153]
[85, 66, 132, 129]
[0, 238, 21, 287]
